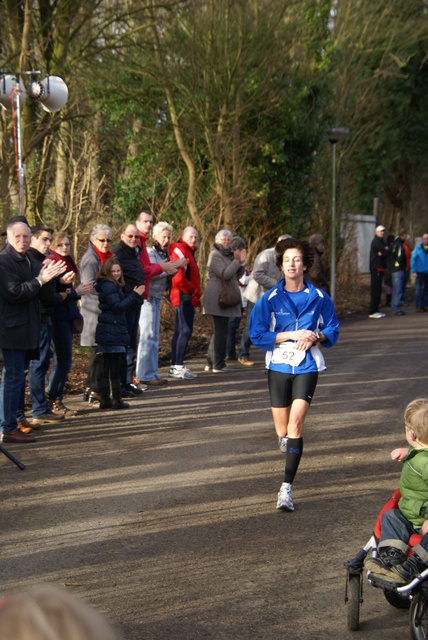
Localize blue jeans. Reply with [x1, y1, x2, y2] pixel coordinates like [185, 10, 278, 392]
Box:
[239, 301, 254, 358]
[0, 349, 27, 434]
[29, 322, 52, 417]
[171, 305, 194, 366]
[48, 319, 74, 401]
[379, 508, 428, 564]
[415, 273, 428, 309]
[391, 271, 405, 312]
[135, 296, 161, 381]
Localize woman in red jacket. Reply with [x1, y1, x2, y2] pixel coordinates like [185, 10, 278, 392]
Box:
[168, 227, 200, 379]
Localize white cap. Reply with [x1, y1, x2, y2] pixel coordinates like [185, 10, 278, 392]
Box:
[376, 225, 385, 232]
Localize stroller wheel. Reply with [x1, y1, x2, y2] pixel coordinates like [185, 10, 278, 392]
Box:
[410, 590, 428, 639]
[347, 573, 361, 631]
[383, 588, 411, 609]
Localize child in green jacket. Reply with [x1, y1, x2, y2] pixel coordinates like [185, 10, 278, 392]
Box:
[366, 398, 428, 583]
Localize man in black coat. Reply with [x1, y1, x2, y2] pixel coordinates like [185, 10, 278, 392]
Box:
[369, 225, 388, 319]
[0, 220, 65, 443]
[113, 223, 145, 396]
[27, 226, 68, 426]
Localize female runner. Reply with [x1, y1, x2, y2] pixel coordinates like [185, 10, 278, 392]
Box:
[249, 237, 339, 511]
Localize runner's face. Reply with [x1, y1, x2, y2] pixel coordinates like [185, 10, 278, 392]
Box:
[281, 248, 305, 282]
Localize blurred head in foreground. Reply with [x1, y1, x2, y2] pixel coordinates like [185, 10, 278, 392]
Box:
[0, 585, 120, 640]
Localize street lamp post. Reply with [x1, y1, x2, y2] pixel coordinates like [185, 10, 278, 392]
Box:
[326, 127, 349, 302]
[0, 72, 68, 217]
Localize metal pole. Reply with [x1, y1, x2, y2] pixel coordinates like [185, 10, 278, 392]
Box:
[330, 141, 336, 302]
[14, 75, 25, 216]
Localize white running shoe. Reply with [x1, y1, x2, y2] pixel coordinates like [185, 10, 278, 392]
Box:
[278, 436, 288, 453]
[276, 482, 294, 511]
[368, 312, 384, 319]
[168, 366, 198, 379]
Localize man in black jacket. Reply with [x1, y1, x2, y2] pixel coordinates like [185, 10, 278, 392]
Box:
[369, 225, 388, 319]
[28, 226, 68, 427]
[0, 220, 65, 443]
[113, 223, 145, 396]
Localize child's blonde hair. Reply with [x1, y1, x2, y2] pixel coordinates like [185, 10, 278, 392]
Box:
[0, 585, 119, 640]
[405, 398, 428, 443]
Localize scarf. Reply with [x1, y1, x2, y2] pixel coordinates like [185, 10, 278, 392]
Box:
[48, 249, 79, 275]
[91, 242, 113, 264]
[213, 242, 233, 257]
[152, 241, 169, 261]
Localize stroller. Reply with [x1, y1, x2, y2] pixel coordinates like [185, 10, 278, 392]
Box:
[344, 489, 428, 637]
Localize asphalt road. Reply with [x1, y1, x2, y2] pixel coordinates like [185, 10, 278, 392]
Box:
[1, 307, 427, 639]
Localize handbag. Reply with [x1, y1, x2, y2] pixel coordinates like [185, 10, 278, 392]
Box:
[218, 276, 241, 309]
[73, 315, 84, 334]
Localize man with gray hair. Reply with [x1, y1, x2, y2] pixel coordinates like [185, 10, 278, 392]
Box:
[0, 219, 65, 442]
[168, 226, 200, 379]
[238, 234, 291, 366]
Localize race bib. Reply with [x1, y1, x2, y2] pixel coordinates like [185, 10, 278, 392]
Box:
[271, 342, 306, 366]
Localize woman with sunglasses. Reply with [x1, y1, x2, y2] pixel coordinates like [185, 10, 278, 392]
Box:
[46, 233, 93, 415]
[79, 224, 113, 402]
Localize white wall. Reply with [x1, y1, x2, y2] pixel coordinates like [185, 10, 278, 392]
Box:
[342, 214, 377, 274]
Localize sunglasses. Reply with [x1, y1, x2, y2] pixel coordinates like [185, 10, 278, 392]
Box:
[96, 238, 111, 243]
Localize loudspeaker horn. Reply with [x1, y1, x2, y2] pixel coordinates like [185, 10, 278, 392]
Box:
[29, 76, 68, 113]
[0, 74, 26, 111]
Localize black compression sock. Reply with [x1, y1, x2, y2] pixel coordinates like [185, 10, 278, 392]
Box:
[284, 437, 303, 485]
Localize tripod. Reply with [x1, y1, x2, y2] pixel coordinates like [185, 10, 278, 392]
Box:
[0, 444, 25, 470]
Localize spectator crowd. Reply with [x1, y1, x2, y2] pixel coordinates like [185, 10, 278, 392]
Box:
[0, 212, 424, 448]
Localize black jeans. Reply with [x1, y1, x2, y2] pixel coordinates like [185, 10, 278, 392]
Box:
[207, 315, 231, 369]
[369, 269, 384, 314]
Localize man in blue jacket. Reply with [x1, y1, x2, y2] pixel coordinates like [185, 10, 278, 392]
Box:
[411, 234, 428, 312]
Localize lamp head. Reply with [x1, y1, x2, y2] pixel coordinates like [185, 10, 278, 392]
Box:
[28, 76, 68, 113]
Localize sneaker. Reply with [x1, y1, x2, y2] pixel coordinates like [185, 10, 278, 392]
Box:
[365, 546, 406, 575]
[204, 365, 212, 372]
[132, 377, 149, 390]
[368, 312, 384, 319]
[238, 357, 255, 366]
[212, 365, 232, 373]
[140, 379, 166, 387]
[169, 366, 197, 379]
[392, 554, 427, 583]
[278, 436, 288, 453]
[276, 482, 294, 511]
[126, 383, 143, 395]
[32, 411, 65, 425]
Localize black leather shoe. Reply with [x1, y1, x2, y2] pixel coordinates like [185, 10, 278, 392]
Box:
[112, 399, 130, 410]
[120, 386, 135, 398]
[126, 383, 143, 396]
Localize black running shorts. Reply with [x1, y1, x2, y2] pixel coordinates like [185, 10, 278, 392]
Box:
[267, 370, 318, 408]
